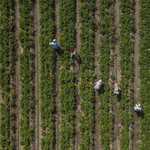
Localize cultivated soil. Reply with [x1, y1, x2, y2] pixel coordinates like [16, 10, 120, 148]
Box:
[74, 0, 81, 149]
[54, 0, 60, 150]
[133, 0, 141, 149]
[93, 0, 101, 149]
[14, 0, 21, 149]
[33, 0, 40, 149]
[112, 0, 121, 150]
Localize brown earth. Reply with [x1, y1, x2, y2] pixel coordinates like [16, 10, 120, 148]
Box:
[133, 0, 141, 149]
[93, 0, 101, 149]
[33, 0, 40, 149]
[74, 0, 81, 149]
[54, 0, 60, 149]
[14, 0, 21, 149]
[112, 0, 121, 150]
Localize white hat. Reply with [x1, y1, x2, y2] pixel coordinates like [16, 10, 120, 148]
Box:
[53, 39, 56, 42]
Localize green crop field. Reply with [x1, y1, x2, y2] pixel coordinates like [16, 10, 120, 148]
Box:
[0, 0, 149, 150]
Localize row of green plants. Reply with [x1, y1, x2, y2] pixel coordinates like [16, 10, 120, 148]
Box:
[39, 0, 55, 149]
[99, 0, 115, 149]
[58, 0, 76, 149]
[139, 0, 150, 149]
[0, 0, 16, 149]
[119, 0, 135, 149]
[78, 0, 95, 149]
[18, 0, 34, 149]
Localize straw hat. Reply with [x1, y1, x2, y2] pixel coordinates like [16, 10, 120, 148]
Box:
[53, 39, 56, 42]
[114, 83, 118, 87]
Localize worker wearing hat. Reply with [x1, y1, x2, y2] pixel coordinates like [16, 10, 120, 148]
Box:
[94, 79, 103, 90]
[70, 49, 79, 60]
[134, 102, 141, 112]
[49, 39, 59, 49]
[113, 83, 121, 95]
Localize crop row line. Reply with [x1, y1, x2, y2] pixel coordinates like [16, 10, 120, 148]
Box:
[18, 0, 34, 149]
[39, 0, 55, 149]
[78, 0, 95, 149]
[98, 0, 115, 149]
[138, 0, 150, 149]
[119, 0, 135, 149]
[0, 0, 16, 149]
[58, 0, 76, 149]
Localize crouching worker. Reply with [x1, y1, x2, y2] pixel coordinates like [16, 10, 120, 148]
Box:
[134, 103, 141, 112]
[49, 39, 59, 50]
[94, 79, 103, 91]
[70, 49, 79, 60]
[113, 83, 121, 95]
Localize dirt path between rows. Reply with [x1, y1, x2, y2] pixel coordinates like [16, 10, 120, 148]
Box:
[14, 0, 21, 149]
[93, 0, 101, 149]
[33, 0, 40, 149]
[112, 0, 121, 150]
[74, 0, 81, 149]
[54, 0, 60, 149]
[133, 0, 140, 149]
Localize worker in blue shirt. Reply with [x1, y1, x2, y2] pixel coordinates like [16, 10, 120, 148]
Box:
[49, 39, 59, 49]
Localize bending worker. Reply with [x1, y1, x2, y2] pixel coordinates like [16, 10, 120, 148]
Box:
[134, 103, 141, 112]
[113, 83, 121, 95]
[94, 79, 103, 90]
[70, 49, 79, 60]
[49, 39, 59, 50]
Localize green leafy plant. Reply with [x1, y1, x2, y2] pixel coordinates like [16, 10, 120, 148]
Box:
[39, 0, 55, 149]
[119, 0, 135, 149]
[138, 0, 150, 149]
[98, 0, 115, 149]
[18, 0, 35, 149]
[58, 0, 76, 149]
[0, 0, 16, 149]
[78, 1, 95, 149]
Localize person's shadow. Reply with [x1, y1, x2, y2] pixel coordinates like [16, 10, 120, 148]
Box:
[137, 110, 144, 118]
[56, 47, 63, 56]
[98, 83, 105, 95]
[76, 57, 80, 64]
[117, 90, 122, 102]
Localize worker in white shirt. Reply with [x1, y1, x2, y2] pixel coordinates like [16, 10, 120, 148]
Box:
[49, 39, 59, 49]
[94, 79, 103, 90]
[113, 83, 121, 95]
[134, 102, 141, 112]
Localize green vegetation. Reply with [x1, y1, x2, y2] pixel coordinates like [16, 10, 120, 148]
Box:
[0, 0, 16, 149]
[39, 0, 55, 149]
[99, 0, 115, 149]
[58, 0, 76, 149]
[18, 0, 34, 149]
[78, 0, 95, 149]
[139, 0, 150, 149]
[119, 0, 135, 149]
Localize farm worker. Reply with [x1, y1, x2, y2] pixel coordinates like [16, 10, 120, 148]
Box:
[70, 49, 79, 60]
[134, 103, 141, 112]
[94, 79, 103, 90]
[49, 39, 59, 49]
[113, 83, 121, 95]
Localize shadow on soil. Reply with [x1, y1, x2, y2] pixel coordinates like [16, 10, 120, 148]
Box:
[136, 110, 144, 118]
[97, 84, 104, 95]
[117, 90, 121, 101]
